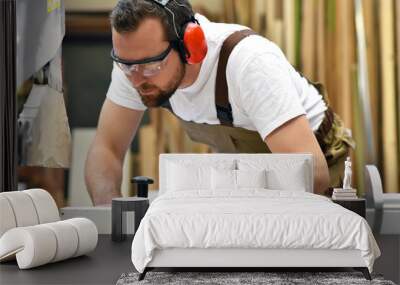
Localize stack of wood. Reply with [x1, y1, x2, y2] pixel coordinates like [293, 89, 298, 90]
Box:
[218, 0, 400, 195]
[136, 0, 400, 195]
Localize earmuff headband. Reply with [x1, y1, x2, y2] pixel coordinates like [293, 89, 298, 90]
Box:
[149, 0, 207, 64]
[152, 0, 170, 6]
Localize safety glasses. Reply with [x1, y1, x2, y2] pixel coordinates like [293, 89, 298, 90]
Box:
[110, 45, 172, 77]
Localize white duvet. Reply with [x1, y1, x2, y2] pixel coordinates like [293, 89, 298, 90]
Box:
[131, 190, 380, 273]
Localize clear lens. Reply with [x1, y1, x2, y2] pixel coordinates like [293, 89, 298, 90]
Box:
[117, 53, 169, 77]
[117, 62, 137, 75]
[141, 61, 163, 76]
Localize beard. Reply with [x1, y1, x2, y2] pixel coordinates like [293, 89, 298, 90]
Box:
[137, 63, 185, 108]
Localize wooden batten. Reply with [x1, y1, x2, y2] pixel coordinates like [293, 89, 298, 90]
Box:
[301, 0, 317, 80]
[234, 0, 251, 28]
[265, 0, 276, 42]
[316, 0, 326, 85]
[379, 0, 399, 193]
[283, 0, 295, 65]
[396, 0, 400, 185]
[334, 0, 355, 128]
[293, 0, 302, 69]
[251, 0, 266, 35]
[139, 125, 158, 191]
[224, 0, 236, 23]
[324, 0, 338, 111]
[363, 0, 381, 165]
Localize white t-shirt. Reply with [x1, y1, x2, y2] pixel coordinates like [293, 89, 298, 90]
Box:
[107, 14, 327, 141]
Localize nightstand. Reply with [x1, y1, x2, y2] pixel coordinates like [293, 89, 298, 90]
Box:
[111, 197, 149, 242]
[332, 198, 366, 218]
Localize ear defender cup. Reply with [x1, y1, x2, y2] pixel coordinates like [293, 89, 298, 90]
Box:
[182, 21, 207, 64]
[149, 0, 207, 64]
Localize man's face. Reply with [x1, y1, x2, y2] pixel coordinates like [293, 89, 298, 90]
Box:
[112, 17, 185, 107]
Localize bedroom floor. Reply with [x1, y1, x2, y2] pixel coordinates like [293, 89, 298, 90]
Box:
[0, 235, 398, 285]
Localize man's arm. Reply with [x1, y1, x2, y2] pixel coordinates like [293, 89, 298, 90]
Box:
[85, 99, 144, 205]
[264, 115, 330, 195]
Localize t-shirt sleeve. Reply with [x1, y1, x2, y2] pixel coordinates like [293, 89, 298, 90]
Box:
[233, 52, 306, 141]
[106, 63, 147, 111]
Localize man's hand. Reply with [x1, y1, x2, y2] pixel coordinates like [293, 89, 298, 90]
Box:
[85, 99, 144, 205]
[264, 115, 330, 195]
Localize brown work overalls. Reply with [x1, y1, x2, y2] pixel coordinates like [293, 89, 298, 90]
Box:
[162, 30, 355, 190]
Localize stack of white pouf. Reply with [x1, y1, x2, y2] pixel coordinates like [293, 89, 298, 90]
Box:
[0, 189, 98, 269]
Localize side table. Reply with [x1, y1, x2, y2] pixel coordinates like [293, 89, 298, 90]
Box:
[112, 197, 149, 242]
[332, 198, 366, 218]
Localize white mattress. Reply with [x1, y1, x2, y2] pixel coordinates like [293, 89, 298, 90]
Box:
[131, 190, 381, 273]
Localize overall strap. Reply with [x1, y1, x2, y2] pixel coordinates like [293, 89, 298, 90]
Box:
[160, 99, 173, 112]
[215, 29, 257, 126]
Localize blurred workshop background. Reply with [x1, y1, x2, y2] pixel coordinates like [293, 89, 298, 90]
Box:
[6, 0, 400, 207]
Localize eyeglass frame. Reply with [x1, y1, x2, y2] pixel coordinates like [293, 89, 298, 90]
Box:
[110, 44, 173, 77]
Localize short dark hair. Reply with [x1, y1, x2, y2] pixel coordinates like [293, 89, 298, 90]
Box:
[110, 0, 194, 41]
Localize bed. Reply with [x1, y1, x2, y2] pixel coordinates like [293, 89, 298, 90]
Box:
[131, 154, 381, 281]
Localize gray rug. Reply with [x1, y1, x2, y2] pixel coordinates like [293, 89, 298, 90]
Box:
[116, 271, 396, 285]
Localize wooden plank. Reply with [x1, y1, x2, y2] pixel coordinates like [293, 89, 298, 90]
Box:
[274, 0, 284, 48]
[155, 109, 166, 155]
[274, 19, 284, 50]
[334, 0, 354, 127]
[191, 1, 224, 22]
[164, 112, 185, 153]
[363, 0, 380, 165]
[324, 0, 338, 110]
[345, 0, 356, 128]
[294, 0, 302, 69]
[316, 0, 326, 85]
[283, 0, 295, 65]
[379, 0, 399, 193]
[396, 0, 400, 189]
[301, 0, 316, 80]
[251, 0, 265, 33]
[233, 0, 251, 26]
[265, 0, 276, 41]
[139, 125, 157, 191]
[223, 0, 236, 23]
[351, 67, 364, 196]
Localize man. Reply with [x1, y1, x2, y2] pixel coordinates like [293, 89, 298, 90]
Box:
[85, 0, 354, 205]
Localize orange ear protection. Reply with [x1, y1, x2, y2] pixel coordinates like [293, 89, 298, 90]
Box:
[182, 19, 208, 64]
[151, 0, 208, 64]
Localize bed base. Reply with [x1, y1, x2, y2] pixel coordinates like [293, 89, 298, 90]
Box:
[138, 267, 371, 281]
[137, 248, 372, 281]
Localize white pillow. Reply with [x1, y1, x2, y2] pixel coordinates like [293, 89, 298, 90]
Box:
[266, 165, 307, 191]
[167, 162, 211, 191]
[211, 168, 236, 190]
[166, 160, 236, 192]
[238, 160, 309, 191]
[211, 169, 267, 191]
[236, 169, 267, 189]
